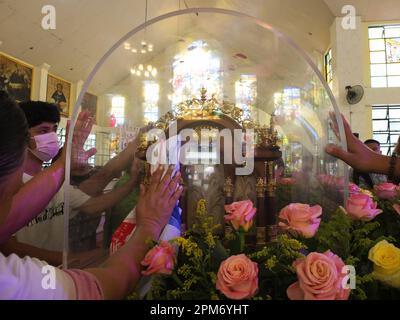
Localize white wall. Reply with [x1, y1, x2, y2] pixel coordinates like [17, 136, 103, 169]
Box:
[330, 17, 400, 142]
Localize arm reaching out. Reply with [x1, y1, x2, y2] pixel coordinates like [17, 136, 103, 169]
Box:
[0, 112, 95, 243]
[85, 165, 183, 299]
[78, 158, 141, 216]
[78, 125, 152, 197]
[325, 113, 390, 175]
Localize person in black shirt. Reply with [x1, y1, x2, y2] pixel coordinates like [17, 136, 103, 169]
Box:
[352, 139, 387, 189]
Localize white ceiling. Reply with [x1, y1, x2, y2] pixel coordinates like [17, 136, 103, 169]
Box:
[0, 0, 335, 94]
[324, 0, 400, 21]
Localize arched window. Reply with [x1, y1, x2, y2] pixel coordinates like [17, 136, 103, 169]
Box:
[111, 96, 125, 126]
[172, 40, 222, 105]
[235, 75, 257, 118]
[143, 81, 160, 123]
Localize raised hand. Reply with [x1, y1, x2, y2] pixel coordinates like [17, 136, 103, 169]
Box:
[325, 113, 387, 174]
[66, 112, 97, 174]
[135, 165, 183, 236]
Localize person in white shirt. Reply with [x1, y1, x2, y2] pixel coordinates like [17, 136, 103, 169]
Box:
[0, 91, 183, 299]
[1, 101, 141, 266]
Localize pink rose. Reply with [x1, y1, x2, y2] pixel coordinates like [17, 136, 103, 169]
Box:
[279, 177, 296, 185]
[224, 200, 257, 232]
[374, 182, 399, 200]
[287, 251, 350, 300]
[345, 193, 382, 221]
[141, 241, 176, 276]
[278, 203, 322, 238]
[216, 254, 258, 300]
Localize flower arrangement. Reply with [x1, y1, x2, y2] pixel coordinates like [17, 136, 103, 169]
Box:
[135, 181, 400, 300]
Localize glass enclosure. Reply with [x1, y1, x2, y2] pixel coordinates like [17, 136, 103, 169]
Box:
[63, 8, 348, 268]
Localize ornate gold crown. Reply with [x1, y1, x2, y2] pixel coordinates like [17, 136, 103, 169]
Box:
[138, 88, 280, 152]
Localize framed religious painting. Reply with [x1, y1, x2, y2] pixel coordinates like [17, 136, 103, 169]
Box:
[0, 52, 33, 102]
[46, 74, 71, 118]
[81, 91, 98, 123]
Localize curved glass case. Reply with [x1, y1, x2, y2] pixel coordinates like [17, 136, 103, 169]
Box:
[63, 8, 348, 268]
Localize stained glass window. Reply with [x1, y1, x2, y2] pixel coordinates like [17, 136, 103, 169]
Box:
[235, 75, 257, 118]
[143, 81, 160, 123]
[324, 48, 333, 89]
[111, 96, 125, 126]
[372, 105, 400, 155]
[172, 40, 222, 105]
[369, 25, 400, 88]
[274, 87, 301, 121]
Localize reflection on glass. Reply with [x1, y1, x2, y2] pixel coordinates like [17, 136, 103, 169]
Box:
[172, 40, 222, 105]
[235, 75, 257, 118]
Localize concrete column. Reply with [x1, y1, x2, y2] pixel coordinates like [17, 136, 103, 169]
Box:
[70, 79, 84, 116]
[32, 63, 50, 101]
[330, 16, 371, 140]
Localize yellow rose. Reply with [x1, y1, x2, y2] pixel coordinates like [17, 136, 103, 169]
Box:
[368, 240, 400, 288]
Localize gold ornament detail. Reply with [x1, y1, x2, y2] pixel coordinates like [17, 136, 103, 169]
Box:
[255, 116, 279, 148]
[146, 88, 279, 150]
[265, 161, 277, 197]
[256, 177, 266, 198]
[224, 177, 234, 197]
[256, 227, 266, 245]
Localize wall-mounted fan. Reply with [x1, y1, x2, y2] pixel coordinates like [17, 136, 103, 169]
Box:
[345, 85, 364, 104]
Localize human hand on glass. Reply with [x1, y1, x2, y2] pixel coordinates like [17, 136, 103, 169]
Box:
[64, 111, 97, 175]
[135, 165, 183, 237]
[325, 112, 388, 174]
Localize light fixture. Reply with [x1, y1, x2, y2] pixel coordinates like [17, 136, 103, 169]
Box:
[127, 0, 154, 55]
[130, 64, 158, 78]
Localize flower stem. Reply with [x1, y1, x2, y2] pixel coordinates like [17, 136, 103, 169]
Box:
[172, 273, 183, 287]
[239, 229, 245, 252]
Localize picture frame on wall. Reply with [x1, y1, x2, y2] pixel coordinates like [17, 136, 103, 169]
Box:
[47, 74, 71, 118]
[0, 52, 33, 102]
[81, 91, 98, 123]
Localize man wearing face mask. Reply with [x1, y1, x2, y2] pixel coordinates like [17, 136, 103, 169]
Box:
[4, 101, 90, 263]
[2, 101, 138, 266]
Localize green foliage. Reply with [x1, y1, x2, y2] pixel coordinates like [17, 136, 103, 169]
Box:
[313, 208, 352, 258]
[140, 191, 400, 300]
